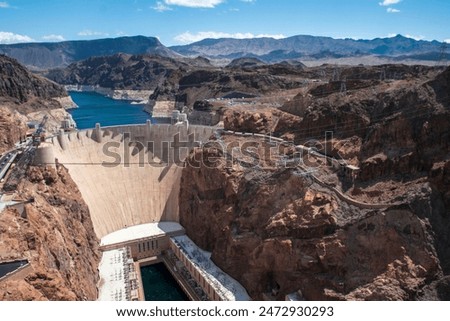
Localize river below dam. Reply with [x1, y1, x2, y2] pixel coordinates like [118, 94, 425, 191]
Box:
[68, 91, 152, 130]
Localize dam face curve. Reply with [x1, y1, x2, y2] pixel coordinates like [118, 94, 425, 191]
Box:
[48, 123, 216, 238]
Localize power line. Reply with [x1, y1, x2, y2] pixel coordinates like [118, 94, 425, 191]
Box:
[436, 43, 448, 67]
[287, 106, 435, 136]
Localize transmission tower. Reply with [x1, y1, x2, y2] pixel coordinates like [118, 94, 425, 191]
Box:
[436, 42, 448, 67]
[319, 69, 326, 78]
[380, 67, 386, 81]
[340, 77, 347, 96]
[332, 66, 340, 81]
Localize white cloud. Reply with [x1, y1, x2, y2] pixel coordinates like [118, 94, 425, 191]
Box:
[152, 1, 172, 12]
[0, 31, 34, 44]
[379, 0, 401, 6]
[116, 31, 129, 37]
[0, 2, 10, 8]
[405, 34, 425, 41]
[444, 39, 450, 44]
[42, 34, 65, 41]
[174, 31, 285, 44]
[164, 0, 224, 8]
[77, 30, 109, 37]
[387, 7, 400, 13]
[240, 0, 256, 2]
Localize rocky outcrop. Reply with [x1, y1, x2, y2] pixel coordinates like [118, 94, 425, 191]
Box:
[0, 55, 66, 105]
[223, 107, 302, 139]
[0, 55, 73, 153]
[53, 95, 78, 109]
[179, 146, 442, 300]
[0, 107, 28, 154]
[428, 66, 450, 105]
[46, 54, 190, 91]
[226, 58, 267, 69]
[276, 66, 449, 178]
[429, 161, 450, 210]
[0, 165, 100, 300]
[149, 61, 305, 111]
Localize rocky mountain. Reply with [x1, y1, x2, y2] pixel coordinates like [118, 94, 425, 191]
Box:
[0, 55, 66, 105]
[0, 36, 179, 70]
[46, 53, 207, 90]
[0, 55, 73, 154]
[148, 60, 308, 109]
[1, 34, 447, 70]
[226, 57, 267, 68]
[179, 66, 450, 300]
[171, 34, 448, 64]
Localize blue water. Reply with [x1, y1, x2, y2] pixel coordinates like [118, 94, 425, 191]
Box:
[141, 263, 188, 301]
[68, 91, 152, 130]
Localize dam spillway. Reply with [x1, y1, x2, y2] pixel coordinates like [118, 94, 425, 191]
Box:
[46, 122, 216, 238]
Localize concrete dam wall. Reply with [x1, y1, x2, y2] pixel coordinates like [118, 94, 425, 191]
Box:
[46, 122, 216, 238]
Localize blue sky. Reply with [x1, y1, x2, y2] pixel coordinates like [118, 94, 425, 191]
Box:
[0, 0, 449, 45]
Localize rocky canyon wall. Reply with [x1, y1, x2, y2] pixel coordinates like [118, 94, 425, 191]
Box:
[179, 147, 446, 300]
[0, 165, 100, 300]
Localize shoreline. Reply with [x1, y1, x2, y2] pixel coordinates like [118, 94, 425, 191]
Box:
[54, 95, 78, 109]
[65, 85, 153, 104]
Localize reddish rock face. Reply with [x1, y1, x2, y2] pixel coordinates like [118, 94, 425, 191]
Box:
[179, 146, 441, 300]
[0, 166, 100, 301]
[227, 71, 449, 174]
[0, 107, 28, 154]
[223, 108, 303, 138]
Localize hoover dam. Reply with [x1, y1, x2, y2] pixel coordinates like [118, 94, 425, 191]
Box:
[33, 120, 250, 301]
[45, 121, 215, 238]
